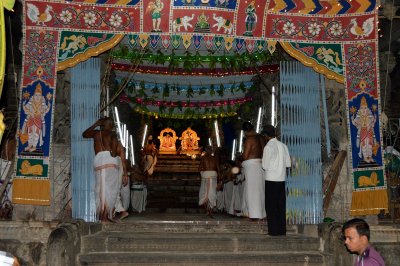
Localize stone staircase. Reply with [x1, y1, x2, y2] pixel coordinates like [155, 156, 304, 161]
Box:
[147, 154, 202, 212]
[76, 215, 326, 266]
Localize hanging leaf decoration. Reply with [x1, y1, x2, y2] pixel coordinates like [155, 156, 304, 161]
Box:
[199, 87, 206, 95]
[159, 105, 166, 114]
[163, 83, 170, 98]
[111, 47, 281, 72]
[217, 84, 224, 97]
[168, 50, 180, 71]
[220, 55, 229, 70]
[151, 84, 160, 94]
[227, 103, 233, 112]
[186, 85, 194, 98]
[210, 85, 215, 96]
[138, 81, 147, 97]
[120, 45, 129, 57]
[177, 101, 183, 111]
[230, 84, 235, 95]
[208, 55, 217, 70]
[193, 51, 204, 69]
[156, 49, 166, 65]
[239, 82, 246, 93]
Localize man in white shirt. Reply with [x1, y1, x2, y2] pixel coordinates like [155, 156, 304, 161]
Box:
[261, 125, 291, 236]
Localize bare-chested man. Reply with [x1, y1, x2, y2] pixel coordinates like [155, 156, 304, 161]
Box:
[198, 146, 220, 217]
[241, 121, 266, 220]
[142, 136, 158, 183]
[82, 117, 126, 222]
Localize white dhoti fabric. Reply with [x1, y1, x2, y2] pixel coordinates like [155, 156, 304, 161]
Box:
[199, 171, 218, 208]
[131, 183, 147, 213]
[242, 159, 266, 219]
[216, 190, 224, 211]
[224, 181, 234, 215]
[115, 179, 131, 213]
[230, 175, 243, 216]
[143, 155, 157, 175]
[94, 151, 121, 220]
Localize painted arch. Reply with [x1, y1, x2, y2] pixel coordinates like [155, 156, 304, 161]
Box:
[13, 0, 386, 216]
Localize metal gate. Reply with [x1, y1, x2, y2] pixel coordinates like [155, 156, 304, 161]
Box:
[280, 61, 323, 224]
[71, 58, 101, 222]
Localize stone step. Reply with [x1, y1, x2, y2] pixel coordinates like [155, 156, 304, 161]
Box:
[151, 172, 201, 179]
[81, 232, 320, 253]
[78, 251, 325, 265]
[145, 207, 203, 214]
[147, 190, 198, 196]
[100, 219, 291, 234]
[147, 179, 201, 186]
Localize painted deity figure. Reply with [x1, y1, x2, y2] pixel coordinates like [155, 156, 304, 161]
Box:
[162, 133, 174, 150]
[244, 1, 257, 36]
[148, 0, 164, 32]
[21, 83, 51, 152]
[351, 96, 377, 164]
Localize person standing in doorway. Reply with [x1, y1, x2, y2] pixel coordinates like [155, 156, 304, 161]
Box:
[198, 146, 220, 217]
[83, 117, 124, 223]
[262, 125, 290, 235]
[241, 121, 266, 221]
[342, 218, 385, 266]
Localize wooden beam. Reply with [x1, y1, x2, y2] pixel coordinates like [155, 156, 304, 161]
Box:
[0, 160, 15, 204]
[323, 150, 347, 215]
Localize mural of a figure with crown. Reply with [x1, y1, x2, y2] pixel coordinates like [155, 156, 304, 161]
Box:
[350, 94, 380, 168]
[243, 0, 257, 36]
[19, 82, 52, 155]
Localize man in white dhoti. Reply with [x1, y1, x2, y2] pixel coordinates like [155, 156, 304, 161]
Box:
[198, 146, 220, 217]
[114, 146, 130, 220]
[241, 122, 266, 220]
[83, 117, 127, 223]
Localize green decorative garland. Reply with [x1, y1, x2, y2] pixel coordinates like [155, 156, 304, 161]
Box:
[111, 47, 282, 72]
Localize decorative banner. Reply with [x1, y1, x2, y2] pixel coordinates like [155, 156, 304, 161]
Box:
[235, 38, 245, 52]
[182, 34, 192, 49]
[13, 79, 54, 205]
[161, 34, 171, 49]
[150, 34, 160, 49]
[267, 0, 376, 15]
[193, 35, 203, 50]
[16, 0, 386, 217]
[58, 31, 122, 71]
[280, 42, 344, 83]
[344, 42, 388, 216]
